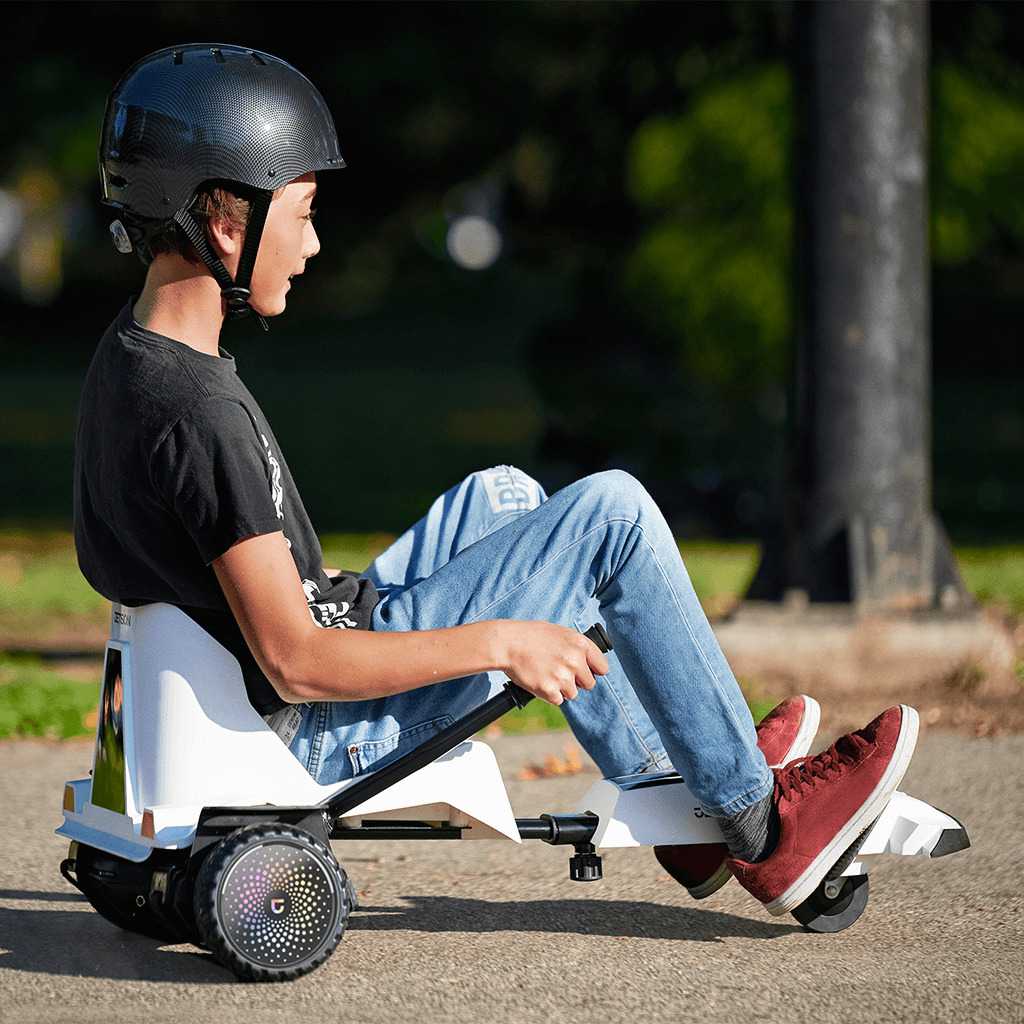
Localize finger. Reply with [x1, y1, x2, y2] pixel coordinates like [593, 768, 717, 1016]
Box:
[586, 646, 610, 677]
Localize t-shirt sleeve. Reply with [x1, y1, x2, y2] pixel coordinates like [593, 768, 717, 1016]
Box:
[152, 397, 286, 565]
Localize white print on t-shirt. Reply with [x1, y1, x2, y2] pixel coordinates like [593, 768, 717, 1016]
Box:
[481, 466, 541, 515]
[301, 578, 359, 629]
[260, 432, 285, 521]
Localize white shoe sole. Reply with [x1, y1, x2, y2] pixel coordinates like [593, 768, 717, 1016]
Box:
[687, 859, 733, 900]
[763, 704, 920, 917]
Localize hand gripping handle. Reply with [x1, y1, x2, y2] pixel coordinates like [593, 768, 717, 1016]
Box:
[503, 621, 613, 709]
[325, 623, 613, 821]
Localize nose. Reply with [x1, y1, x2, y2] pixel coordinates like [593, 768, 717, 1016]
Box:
[304, 221, 321, 260]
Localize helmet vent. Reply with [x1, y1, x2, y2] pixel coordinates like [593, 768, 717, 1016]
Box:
[211, 48, 226, 63]
[249, 51, 267, 66]
[173, 50, 183, 66]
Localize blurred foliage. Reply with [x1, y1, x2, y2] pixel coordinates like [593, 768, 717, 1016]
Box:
[0, 533, 107, 617]
[6, 531, 1024, 739]
[955, 544, 1024, 617]
[319, 533, 397, 574]
[4, 2, 1024, 347]
[1, 2, 1024, 538]
[623, 64, 793, 393]
[932, 63, 1024, 264]
[0, 0, 793, 318]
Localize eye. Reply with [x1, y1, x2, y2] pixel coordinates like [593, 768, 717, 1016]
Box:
[304, 208, 317, 222]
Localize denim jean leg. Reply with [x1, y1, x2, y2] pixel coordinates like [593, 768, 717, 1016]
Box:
[556, 597, 672, 777]
[364, 466, 547, 592]
[295, 467, 551, 785]
[367, 467, 672, 778]
[370, 470, 771, 815]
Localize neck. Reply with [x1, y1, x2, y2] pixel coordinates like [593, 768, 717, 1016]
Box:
[134, 255, 228, 356]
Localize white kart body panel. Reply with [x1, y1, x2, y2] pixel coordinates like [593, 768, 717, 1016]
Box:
[574, 771, 725, 848]
[572, 771, 968, 871]
[57, 603, 520, 860]
[836, 791, 967, 876]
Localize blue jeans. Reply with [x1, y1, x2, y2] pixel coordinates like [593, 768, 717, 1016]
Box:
[289, 467, 771, 817]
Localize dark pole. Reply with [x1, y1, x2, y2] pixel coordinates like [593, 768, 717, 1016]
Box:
[749, 0, 967, 611]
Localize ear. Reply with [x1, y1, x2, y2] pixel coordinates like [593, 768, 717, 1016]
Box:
[206, 212, 244, 259]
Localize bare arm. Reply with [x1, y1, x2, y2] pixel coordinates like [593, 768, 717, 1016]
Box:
[212, 531, 608, 706]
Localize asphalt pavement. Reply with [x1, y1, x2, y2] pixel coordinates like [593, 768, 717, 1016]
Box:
[1, 728, 1021, 1024]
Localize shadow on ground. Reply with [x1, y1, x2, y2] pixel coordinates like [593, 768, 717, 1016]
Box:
[0, 887, 798, 984]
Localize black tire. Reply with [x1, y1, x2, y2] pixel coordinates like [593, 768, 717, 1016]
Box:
[193, 822, 354, 982]
[64, 844, 184, 943]
[791, 873, 870, 933]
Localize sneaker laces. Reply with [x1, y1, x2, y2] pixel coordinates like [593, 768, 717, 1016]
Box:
[776, 731, 871, 802]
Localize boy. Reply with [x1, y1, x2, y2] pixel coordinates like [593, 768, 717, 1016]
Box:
[74, 44, 918, 917]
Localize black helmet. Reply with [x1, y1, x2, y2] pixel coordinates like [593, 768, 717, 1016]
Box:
[100, 44, 345, 321]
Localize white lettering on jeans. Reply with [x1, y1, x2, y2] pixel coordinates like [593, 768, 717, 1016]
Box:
[482, 467, 540, 515]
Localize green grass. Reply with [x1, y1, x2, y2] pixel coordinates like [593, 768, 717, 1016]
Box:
[319, 533, 397, 575]
[0, 531, 108, 617]
[2, 530, 1024, 739]
[497, 700, 572, 735]
[952, 544, 1024, 616]
[0, 654, 98, 739]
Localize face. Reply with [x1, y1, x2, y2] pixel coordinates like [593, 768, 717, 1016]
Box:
[245, 171, 321, 317]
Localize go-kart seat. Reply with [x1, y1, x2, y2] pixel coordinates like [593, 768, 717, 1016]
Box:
[66, 602, 521, 853]
[95, 602, 344, 826]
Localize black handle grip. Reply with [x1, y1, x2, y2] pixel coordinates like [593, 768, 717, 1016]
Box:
[584, 621, 612, 654]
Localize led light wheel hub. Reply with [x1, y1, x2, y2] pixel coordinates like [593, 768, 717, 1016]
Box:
[195, 823, 353, 981]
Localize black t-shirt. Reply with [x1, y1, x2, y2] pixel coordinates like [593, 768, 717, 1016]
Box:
[73, 302, 377, 715]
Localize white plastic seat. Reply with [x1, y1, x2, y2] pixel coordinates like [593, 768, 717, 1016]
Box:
[58, 603, 520, 859]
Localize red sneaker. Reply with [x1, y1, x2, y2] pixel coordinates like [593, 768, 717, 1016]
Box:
[728, 704, 919, 916]
[753, 696, 822, 769]
[655, 695, 821, 899]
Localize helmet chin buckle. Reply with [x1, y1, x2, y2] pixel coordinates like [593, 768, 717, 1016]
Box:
[222, 285, 252, 314]
[221, 285, 268, 331]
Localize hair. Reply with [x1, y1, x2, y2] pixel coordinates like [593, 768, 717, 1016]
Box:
[136, 182, 256, 266]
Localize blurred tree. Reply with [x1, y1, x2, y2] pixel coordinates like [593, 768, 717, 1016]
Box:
[2, 1, 1024, 537]
[0, 1, 794, 325]
[622, 63, 793, 394]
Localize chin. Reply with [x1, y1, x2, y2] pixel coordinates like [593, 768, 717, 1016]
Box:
[250, 298, 287, 318]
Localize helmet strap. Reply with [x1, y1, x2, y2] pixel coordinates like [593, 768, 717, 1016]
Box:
[230, 188, 272, 326]
[173, 187, 274, 331]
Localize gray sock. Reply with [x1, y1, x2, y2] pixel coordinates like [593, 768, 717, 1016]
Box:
[718, 792, 779, 863]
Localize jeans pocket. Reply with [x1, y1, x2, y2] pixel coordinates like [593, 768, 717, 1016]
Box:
[346, 715, 454, 777]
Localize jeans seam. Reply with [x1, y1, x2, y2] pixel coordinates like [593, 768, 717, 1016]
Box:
[463, 510, 730, 708]
[306, 703, 327, 781]
[461, 508, 760, 805]
[461, 514, 687, 777]
[634, 522, 766, 786]
[347, 715, 454, 776]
